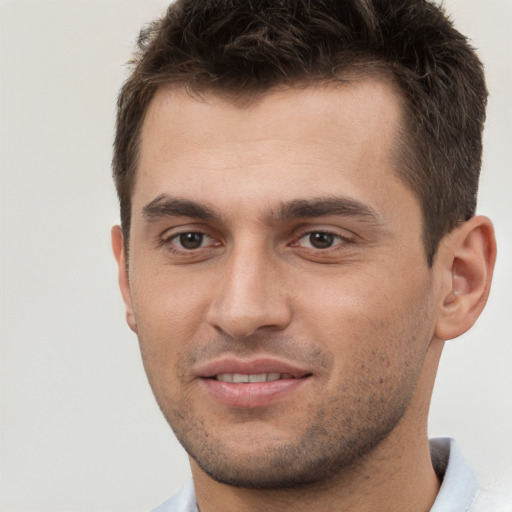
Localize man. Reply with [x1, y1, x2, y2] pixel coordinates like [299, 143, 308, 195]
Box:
[111, 1, 504, 510]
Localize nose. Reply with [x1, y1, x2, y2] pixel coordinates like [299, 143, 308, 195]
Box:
[206, 243, 292, 338]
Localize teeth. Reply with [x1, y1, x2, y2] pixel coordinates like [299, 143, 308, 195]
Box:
[249, 374, 267, 383]
[217, 373, 234, 382]
[216, 373, 293, 383]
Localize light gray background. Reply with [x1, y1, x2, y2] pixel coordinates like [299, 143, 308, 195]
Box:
[0, 1, 510, 510]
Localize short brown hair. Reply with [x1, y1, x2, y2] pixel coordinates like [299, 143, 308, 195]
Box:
[113, 0, 487, 264]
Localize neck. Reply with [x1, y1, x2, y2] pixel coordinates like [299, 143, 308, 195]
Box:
[192, 339, 444, 512]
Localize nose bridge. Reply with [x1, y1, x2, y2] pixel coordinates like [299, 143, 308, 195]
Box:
[206, 236, 291, 338]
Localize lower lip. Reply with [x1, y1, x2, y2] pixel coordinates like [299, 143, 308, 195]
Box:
[200, 377, 310, 408]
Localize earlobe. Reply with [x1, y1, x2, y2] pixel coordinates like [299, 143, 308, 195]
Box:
[435, 216, 496, 341]
[111, 225, 138, 334]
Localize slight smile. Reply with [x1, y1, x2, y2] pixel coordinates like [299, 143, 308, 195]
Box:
[196, 358, 313, 408]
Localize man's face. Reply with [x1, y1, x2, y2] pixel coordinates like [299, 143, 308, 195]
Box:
[117, 80, 442, 488]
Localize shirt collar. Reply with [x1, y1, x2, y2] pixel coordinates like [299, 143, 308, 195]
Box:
[429, 437, 480, 512]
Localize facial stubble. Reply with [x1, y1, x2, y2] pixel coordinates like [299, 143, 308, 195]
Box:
[144, 326, 431, 491]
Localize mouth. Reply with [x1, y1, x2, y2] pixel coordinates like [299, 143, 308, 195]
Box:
[196, 358, 313, 408]
[212, 372, 295, 383]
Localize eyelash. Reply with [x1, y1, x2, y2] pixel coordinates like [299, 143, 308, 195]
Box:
[159, 227, 354, 255]
[292, 229, 353, 250]
[160, 231, 219, 253]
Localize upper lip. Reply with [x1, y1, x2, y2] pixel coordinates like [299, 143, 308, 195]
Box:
[195, 357, 312, 379]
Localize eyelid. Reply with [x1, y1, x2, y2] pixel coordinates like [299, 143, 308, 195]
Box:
[296, 231, 345, 249]
[171, 232, 215, 249]
[158, 225, 222, 252]
[291, 225, 357, 246]
[156, 223, 358, 253]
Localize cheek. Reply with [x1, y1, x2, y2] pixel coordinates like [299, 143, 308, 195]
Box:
[131, 264, 213, 338]
[128, 273, 210, 393]
[295, 264, 435, 364]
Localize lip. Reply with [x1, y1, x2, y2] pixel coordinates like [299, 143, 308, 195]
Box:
[195, 357, 313, 408]
[195, 357, 312, 379]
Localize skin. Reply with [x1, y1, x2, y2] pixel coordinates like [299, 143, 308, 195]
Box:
[112, 79, 496, 511]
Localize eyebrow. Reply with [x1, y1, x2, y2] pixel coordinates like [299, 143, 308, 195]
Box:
[142, 194, 217, 221]
[141, 194, 382, 225]
[273, 197, 382, 224]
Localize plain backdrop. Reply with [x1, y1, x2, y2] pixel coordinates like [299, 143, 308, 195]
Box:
[0, 1, 511, 510]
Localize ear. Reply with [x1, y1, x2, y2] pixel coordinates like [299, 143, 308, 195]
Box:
[111, 225, 138, 334]
[435, 216, 496, 340]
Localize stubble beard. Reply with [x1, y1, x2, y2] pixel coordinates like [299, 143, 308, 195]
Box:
[159, 374, 418, 490]
[142, 302, 433, 491]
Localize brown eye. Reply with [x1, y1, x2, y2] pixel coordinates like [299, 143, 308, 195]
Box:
[308, 232, 335, 249]
[162, 230, 221, 257]
[178, 232, 205, 249]
[294, 230, 350, 251]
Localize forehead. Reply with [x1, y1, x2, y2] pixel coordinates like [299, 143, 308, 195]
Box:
[140, 78, 402, 155]
[134, 79, 414, 222]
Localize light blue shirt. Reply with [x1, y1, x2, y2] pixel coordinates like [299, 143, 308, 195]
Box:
[151, 438, 510, 512]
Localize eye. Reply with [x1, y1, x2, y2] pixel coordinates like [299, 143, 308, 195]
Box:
[297, 231, 345, 249]
[167, 232, 216, 250]
[178, 232, 205, 249]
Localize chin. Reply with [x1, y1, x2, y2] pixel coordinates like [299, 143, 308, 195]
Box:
[181, 420, 395, 491]
[191, 450, 339, 490]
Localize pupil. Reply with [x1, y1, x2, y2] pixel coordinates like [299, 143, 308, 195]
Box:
[180, 233, 203, 249]
[310, 232, 334, 249]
